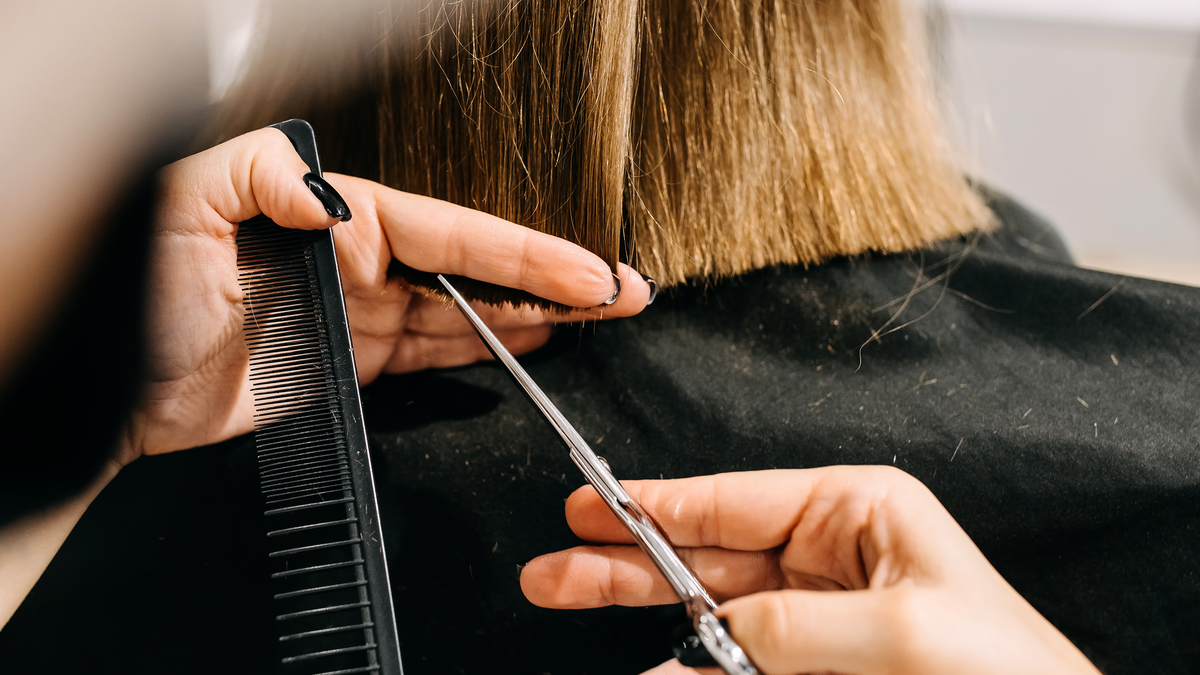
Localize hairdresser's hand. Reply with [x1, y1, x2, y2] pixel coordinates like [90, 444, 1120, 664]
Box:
[520, 467, 1100, 675]
[126, 128, 651, 462]
[317, 172, 651, 377]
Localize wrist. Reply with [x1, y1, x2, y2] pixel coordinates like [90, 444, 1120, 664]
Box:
[113, 410, 147, 468]
[0, 456, 120, 628]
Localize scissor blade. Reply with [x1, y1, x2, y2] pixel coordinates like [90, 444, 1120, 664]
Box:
[436, 275, 593, 460]
[435, 275, 757, 675]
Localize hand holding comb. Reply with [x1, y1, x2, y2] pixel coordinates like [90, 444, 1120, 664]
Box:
[236, 119, 403, 675]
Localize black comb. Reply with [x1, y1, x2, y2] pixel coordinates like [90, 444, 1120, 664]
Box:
[236, 119, 403, 675]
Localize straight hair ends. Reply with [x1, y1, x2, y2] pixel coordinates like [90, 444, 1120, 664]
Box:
[631, 0, 992, 285]
[212, 0, 991, 306]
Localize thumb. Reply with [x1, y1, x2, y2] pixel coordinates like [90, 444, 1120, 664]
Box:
[719, 588, 904, 675]
[199, 127, 342, 230]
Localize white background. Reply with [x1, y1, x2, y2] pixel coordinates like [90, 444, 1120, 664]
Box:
[942, 0, 1200, 30]
[942, 1, 1200, 286]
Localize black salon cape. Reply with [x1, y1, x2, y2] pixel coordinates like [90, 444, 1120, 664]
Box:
[4, 193, 1198, 674]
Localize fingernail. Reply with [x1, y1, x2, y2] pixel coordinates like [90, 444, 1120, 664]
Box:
[516, 558, 532, 575]
[303, 172, 352, 221]
[603, 272, 621, 306]
[640, 272, 657, 305]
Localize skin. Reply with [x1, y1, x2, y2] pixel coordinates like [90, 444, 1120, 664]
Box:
[0, 4, 1117, 668]
[0, 128, 652, 626]
[520, 466, 1103, 675]
[0, 130, 1102, 674]
[125, 127, 653, 463]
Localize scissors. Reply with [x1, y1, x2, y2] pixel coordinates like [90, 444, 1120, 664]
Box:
[437, 275, 759, 675]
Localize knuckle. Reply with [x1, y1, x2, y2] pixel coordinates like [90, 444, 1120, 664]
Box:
[866, 464, 918, 486]
[610, 558, 644, 601]
[701, 474, 722, 547]
[595, 556, 620, 606]
[852, 465, 931, 504]
[513, 231, 534, 290]
[246, 127, 294, 166]
[447, 209, 472, 270]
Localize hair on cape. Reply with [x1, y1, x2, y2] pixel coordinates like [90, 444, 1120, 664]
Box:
[209, 0, 991, 308]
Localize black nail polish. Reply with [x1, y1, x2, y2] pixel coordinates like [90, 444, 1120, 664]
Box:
[640, 272, 658, 305]
[516, 558, 532, 575]
[603, 272, 621, 305]
[303, 172, 352, 221]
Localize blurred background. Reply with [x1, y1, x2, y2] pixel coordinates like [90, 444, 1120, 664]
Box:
[942, 0, 1200, 286]
[206, 0, 1200, 286]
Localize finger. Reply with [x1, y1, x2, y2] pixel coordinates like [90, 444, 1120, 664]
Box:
[403, 264, 651, 336]
[718, 589, 900, 675]
[563, 467, 936, 552]
[547, 264, 650, 318]
[383, 324, 552, 373]
[355, 177, 652, 308]
[401, 279, 645, 340]
[168, 127, 337, 232]
[520, 545, 783, 609]
[563, 471, 820, 550]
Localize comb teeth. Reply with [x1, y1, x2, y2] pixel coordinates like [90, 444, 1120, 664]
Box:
[238, 216, 391, 675]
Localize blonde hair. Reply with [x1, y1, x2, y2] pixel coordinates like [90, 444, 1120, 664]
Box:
[212, 0, 990, 304]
